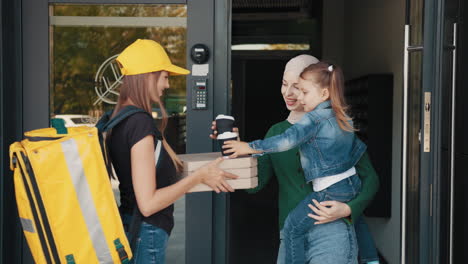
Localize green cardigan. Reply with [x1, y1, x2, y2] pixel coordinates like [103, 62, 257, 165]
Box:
[247, 120, 380, 230]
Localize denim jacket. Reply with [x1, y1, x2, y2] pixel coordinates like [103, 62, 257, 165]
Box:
[249, 100, 367, 183]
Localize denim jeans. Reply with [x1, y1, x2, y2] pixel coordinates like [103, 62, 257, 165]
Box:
[354, 217, 379, 263]
[277, 218, 358, 264]
[122, 215, 169, 264]
[282, 174, 361, 264]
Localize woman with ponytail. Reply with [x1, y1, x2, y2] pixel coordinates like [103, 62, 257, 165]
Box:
[224, 61, 369, 264]
[108, 39, 238, 264]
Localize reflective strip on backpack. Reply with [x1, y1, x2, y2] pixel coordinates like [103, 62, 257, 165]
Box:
[61, 139, 113, 264]
[20, 218, 36, 233]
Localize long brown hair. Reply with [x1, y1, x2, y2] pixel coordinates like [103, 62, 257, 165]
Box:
[300, 62, 355, 132]
[112, 71, 183, 172]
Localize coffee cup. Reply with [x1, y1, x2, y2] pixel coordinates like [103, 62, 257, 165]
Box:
[217, 131, 238, 156]
[215, 115, 235, 135]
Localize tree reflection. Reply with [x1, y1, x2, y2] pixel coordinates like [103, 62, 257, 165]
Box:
[50, 4, 187, 116]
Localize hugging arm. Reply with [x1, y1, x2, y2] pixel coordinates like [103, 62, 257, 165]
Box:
[307, 152, 380, 224]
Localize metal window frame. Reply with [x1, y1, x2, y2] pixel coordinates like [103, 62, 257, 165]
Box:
[49, 0, 186, 4]
[184, 0, 231, 263]
[420, 0, 448, 263]
[212, 1, 231, 263]
[50, 16, 187, 27]
[1, 0, 25, 263]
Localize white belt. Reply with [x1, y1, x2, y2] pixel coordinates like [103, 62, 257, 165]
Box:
[312, 167, 356, 192]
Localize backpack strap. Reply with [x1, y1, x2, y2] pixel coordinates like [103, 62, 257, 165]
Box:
[127, 208, 141, 252]
[96, 105, 148, 133]
[95, 106, 149, 184]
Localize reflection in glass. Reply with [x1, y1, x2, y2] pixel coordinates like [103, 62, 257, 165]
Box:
[406, 1, 424, 262]
[49, 4, 187, 153]
[406, 51, 422, 264]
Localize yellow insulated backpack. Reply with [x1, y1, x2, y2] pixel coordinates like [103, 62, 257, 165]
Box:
[9, 109, 138, 263]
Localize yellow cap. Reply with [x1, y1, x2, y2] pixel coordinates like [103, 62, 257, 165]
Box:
[116, 39, 190, 76]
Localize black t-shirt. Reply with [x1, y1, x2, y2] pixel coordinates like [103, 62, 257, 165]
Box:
[108, 111, 176, 235]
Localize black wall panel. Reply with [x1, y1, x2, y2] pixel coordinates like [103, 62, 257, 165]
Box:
[346, 74, 394, 218]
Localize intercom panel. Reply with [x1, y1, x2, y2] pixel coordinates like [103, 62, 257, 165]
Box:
[192, 80, 207, 110]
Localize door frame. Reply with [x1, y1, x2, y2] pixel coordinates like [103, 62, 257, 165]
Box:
[403, 0, 452, 263]
[1, 0, 25, 263]
[426, 0, 462, 263]
[418, 0, 453, 262]
[421, 0, 451, 262]
[185, 0, 231, 264]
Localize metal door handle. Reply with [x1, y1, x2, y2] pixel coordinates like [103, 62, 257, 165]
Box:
[449, 22, 457, 264]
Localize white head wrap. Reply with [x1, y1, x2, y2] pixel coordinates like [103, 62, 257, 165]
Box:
[283, 54, 320, 79]
[283, 55, 319, 124]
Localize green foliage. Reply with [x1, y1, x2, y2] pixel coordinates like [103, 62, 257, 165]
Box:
[51, 4, 187, 116]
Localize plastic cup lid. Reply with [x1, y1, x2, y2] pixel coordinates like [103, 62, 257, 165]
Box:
[215, 114, 235, 121]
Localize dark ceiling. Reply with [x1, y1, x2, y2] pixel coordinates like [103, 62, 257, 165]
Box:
[232, 0, 312, 9]
[232, 0, 319, 21]
[231, 0, 321, 47]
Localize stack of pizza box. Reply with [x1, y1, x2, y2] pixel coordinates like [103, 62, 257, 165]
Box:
[177, 152, 258, 193]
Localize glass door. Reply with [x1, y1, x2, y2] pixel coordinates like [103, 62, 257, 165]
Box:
[48, 4, 188, 263]
[49, 4, 188, 149]
[21, 1, 231, 264]
[402, 0, 424, 263]
[21, 0, 234, 264]
[451, 0, 468, 260]
[440, 0, 465, 263]
[403, 0, 465, 263]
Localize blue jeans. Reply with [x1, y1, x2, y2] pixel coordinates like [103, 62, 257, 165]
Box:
[277, 219, 358, 264]
[282, 175, 361, 264]
[122, 215, 169, 264]
[354, 217, 379, 263]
